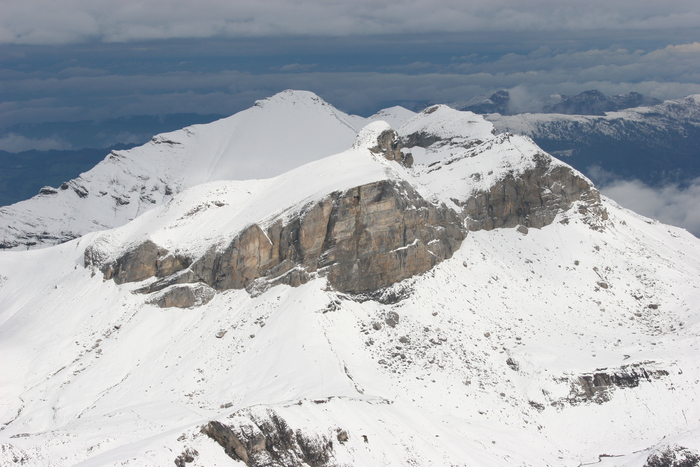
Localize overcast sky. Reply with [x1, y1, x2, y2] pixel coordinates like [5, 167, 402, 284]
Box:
[1, 0, 699, 125]
[2, 0, 699, 44]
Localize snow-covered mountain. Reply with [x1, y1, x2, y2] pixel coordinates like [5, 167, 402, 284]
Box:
[485, 95, 700, 185]
[539, 90, 662, 116]
[488, 94, 700, 140]
[1, 92, 700, 467]
[432, 90, 700, 187]
[443, 90, 661, 117]
[0, 90, 400, 250]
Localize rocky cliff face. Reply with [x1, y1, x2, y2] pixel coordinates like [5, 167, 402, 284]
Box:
[461, 152, 607, 231]
[87, 121, 608, 306]
[369, 129, 413, 168]
[88, 179, 465, 304]
[86, 240, 192, 284]
[400, 123, 607, 232]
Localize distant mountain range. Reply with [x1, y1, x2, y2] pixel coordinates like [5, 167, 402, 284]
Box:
[447, 89, 662, 116]
[485, 94, 700, 187]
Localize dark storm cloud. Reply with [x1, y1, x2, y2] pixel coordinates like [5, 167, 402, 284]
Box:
[1, 0, 699, 45]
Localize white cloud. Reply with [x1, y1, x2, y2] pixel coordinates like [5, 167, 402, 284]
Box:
[451, 43, 700, 93]
[1, 39, 699, 123]
[2, 64, 700, 125]
[279, 63, 318, 72]
[600, 178, 700, 237]
[0, 133, 72, 152]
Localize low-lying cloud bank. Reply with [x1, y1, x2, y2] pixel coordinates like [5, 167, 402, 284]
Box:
[0, 133, 72, 152]
[598, 177, 700, 237]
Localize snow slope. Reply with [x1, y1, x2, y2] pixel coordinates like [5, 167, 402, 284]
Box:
[0, 91, 373, 251]
[84, 121, 405, 264]
[1, 103, 700, 467]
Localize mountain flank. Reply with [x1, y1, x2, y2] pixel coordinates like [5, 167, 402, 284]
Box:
[1, 91, 699, 467]
[85, 117, 603, 307]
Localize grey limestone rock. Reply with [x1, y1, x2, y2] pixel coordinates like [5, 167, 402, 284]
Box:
[462, 153, 607, 231]
[94, 179, 465, 297]
[88, 127, 606, 301]
[87, 240, 192, 285]
[370, 129, 413, 168]
[202, 408, 337, 467]
[149, 283, 215, 308]
[553, 363, 669, 406]
[645, 445, 700, 467]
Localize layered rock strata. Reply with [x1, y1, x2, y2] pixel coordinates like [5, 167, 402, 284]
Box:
[85, 240, 192, 284]
[87, 179, 465, 302]
[88, 126, 608, 306]
[461, 153, 607, 231]
[400, 128, 607, 232]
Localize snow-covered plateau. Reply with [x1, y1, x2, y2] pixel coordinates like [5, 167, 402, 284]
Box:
[1, 91, 700, 467]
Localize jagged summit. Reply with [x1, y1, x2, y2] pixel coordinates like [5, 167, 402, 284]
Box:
[1, 92, 700, 467]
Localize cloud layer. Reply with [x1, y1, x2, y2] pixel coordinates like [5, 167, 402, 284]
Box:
[2, 39, 700, 124]
[1, 0, 699, 44]
[0, 133, 71, 152]
[601, 178, 700, 237]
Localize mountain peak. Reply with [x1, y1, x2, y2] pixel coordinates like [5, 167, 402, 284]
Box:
[0, 90, 368, 250]
[254, 89, 332, 109]
[399, 104, 495, 147]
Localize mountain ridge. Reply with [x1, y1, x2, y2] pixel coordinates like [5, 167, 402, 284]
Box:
[0, 90, 372, 250]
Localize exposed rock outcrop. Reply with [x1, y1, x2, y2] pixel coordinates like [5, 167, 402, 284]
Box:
[87, 122, 609, 303]
[85, 240, 192, 285]
[554, 362, 669, 406]
[401, 130, 443, 150]
[90, 179, 465, 299]
[370, 129, 413, 167]
[149, 283, 215, 308]
[202, 408, 337, 467]
[461, 153, 607, 231]
[645, 445, 700, 467]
